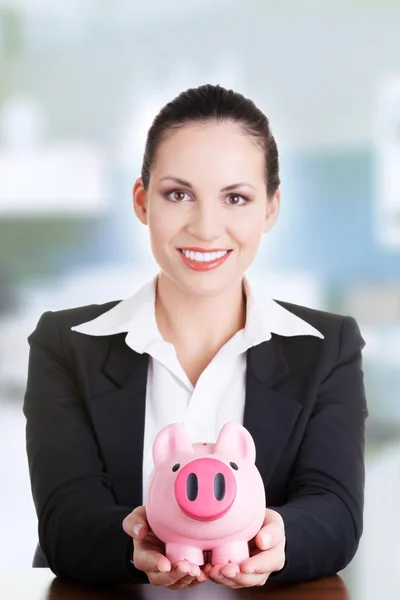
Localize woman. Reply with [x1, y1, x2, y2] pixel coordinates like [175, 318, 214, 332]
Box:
[23, 84, 368, 590]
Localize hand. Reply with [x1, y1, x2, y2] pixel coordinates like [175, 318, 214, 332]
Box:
[122, 506, 208, 590]
[203, 509, 286, 589]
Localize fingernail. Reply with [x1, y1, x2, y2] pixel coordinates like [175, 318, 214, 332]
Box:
[261, 533, 272, 548]
[177, 566, 188, 574]
[132, 523, 142, 537]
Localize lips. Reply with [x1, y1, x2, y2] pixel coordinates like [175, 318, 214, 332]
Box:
[178, 248, 232, 272]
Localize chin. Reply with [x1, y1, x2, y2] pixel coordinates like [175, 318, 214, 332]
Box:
[177, 274, 237, 298]
[157, 255, 243, 297]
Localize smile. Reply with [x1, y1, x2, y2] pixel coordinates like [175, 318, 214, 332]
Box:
[181, 249, 228, 262]
[178, 248, 233, 271]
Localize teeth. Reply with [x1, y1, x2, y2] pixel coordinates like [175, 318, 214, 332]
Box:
[181, 249, 228, 262]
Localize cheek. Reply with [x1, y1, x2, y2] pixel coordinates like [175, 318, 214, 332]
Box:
[231, 214, 265, 248]
[148, 211, 176, 248]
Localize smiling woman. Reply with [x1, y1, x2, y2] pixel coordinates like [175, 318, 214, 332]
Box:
[24, 84, 368, 591]
[130, 103, 283, 392]
[133, 113, 280, 303]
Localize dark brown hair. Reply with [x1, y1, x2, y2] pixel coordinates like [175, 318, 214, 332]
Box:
[141, 84, 280, 198]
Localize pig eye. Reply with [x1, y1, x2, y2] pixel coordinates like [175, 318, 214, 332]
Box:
[230, 462, 238, 470]
[172, 463, 180, 472]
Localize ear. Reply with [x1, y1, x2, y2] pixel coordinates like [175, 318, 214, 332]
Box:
[263, 188, 280, 234]
[133, 177, 148, 225]
[215, 422, 256, 464]
[153, 423, 194, 469]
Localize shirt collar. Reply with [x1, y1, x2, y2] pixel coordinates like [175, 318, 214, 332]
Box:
[71, 274, 324, 353]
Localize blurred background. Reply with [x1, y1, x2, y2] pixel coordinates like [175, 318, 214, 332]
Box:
[0, 0, 399, 597]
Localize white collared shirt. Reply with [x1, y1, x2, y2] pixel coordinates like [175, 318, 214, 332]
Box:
[71, 274, 324, 504]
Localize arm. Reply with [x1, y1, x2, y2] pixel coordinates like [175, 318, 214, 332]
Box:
[23, 311, 148, 585]
[268, 316, 368, 582]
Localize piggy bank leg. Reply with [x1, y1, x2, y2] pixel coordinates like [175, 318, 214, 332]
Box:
[211, 541, 249, 566]
[166, 543, 204, 566]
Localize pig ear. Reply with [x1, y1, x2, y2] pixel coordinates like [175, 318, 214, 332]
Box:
[215, 422, 256, 464]
[153, 423, 194, 469]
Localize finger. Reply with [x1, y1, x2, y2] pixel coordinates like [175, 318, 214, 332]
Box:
[122, 506, 149, 541]
[123, 505, 147, 524]
[216, 564, 269, 588]
[167, 568, 208, 590]
[150, 561, 201, 587]
[187, 563, 201, 578]
[133, 544, 171, 574]
[241, 543, 285, 575]
[256, 522, 284, 550]
[173, 560, 200, 577]
[207, 566, 240, 589]
[197, 570, 209, 583]
[220, 563, 240, 578]
[187, 577, 207, 588]
[264, 508, 285, 526]
[167, 574, 198, 590]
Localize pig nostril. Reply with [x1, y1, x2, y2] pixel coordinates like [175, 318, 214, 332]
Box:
[214, 473, 225, 501]
[187, 473, 198, 501]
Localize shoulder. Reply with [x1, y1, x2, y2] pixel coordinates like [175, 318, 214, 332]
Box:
[273, 298, 366, 362]
[274, 298, 344, 336]
[28, 300, 122, 344]
[55, 300, 122, 329]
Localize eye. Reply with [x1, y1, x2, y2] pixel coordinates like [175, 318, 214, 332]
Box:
[172, 463, 180, 472]
[226, 193, 248, 206]
[164, 189, 191, 203]
[230, 462, 238, 470]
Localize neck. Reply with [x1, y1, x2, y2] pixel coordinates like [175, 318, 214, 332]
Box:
[155, 272, 246, 352]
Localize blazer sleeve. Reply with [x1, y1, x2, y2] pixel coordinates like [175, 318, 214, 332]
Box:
[268, 315, 368, 582]
[23, 310, 149, 585]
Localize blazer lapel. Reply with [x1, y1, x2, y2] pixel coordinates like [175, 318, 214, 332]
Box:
[86, 333, 149, 507]
[244, 335, 303, 488]
[87, 331, 303, 507]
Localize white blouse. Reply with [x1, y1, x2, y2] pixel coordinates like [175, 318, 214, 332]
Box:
[71, 274, 324, 504]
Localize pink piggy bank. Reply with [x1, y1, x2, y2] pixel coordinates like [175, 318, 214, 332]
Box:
[145, 421, 266, 566]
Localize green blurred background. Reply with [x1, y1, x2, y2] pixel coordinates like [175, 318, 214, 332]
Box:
[0, 1, 399, 598]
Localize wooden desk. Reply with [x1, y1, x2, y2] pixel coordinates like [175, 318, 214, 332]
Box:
[0, 569, 349, 599]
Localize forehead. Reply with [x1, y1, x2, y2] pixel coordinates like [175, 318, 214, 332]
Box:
[152, 121, 265, 183]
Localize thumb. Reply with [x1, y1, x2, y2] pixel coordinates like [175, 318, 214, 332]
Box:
[256, 509, 285, 550]
[122, 505, 149, 541]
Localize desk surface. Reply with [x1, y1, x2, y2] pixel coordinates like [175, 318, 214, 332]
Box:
[0, 569, 349, 600]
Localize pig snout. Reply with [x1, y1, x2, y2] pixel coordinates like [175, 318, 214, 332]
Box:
[174, 458, 237, 521]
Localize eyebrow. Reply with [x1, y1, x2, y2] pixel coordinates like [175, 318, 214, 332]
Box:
[158, 176, 256, 192]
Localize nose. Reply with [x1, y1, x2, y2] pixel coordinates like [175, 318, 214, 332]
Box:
[186, 202, 221, 242]
[174, 458, 236, 521]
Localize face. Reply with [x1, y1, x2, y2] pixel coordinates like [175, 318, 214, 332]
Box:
[133, 120, 280, 298]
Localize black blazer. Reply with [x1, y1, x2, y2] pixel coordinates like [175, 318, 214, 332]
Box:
[23, 298, 368, 586]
